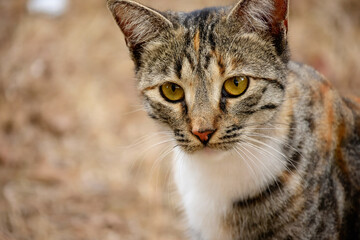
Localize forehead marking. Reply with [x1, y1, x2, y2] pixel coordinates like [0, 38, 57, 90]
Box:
[211, 50, 226, 76]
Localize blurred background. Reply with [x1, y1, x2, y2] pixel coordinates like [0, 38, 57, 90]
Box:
[0, 0, 359, 239]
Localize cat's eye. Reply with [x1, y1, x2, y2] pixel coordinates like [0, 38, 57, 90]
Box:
[160, 82, 185, 102]
[223, 76, 249, 97]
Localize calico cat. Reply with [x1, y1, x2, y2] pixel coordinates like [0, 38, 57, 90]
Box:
[107, 0, 360, 239]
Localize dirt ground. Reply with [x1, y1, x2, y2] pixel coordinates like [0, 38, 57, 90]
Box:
[0, 0, 359, 240]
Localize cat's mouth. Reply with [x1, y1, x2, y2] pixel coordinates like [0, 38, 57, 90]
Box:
[200, 147, 223, 155]
[178, 138, 237, 154]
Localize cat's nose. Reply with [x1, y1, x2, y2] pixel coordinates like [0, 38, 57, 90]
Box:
[192, 129, 216, 144]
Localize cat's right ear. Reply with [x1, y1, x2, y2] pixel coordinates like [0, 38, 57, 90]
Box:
[107, 0, 173, 50]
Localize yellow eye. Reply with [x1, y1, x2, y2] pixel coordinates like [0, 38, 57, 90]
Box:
[223, 76, 249, 97]
[160, 82, 185, 102]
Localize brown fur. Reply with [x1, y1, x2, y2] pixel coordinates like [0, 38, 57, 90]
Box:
[107, 0, 360, 239]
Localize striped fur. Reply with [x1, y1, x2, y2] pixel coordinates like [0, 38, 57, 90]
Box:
[108, 0, 360, 239]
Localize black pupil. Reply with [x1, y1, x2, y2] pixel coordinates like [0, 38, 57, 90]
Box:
[171, 84, 177, 92]
[234, 78, 239, 87]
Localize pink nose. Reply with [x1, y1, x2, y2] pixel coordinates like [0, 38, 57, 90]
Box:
[192, 129, 215, 143]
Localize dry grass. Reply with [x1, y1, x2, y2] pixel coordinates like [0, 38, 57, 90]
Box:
[0, 0, 359, 239]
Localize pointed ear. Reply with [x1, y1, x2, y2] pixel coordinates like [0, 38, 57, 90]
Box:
[107, 0, 173, 49]
[227, 0, 289, 35]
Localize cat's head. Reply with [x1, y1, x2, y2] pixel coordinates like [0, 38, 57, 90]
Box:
[108, 0, 290, 153]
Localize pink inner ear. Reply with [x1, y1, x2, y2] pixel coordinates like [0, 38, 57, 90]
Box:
[273, 0, 288, 21]
[271, 0, 288, 34]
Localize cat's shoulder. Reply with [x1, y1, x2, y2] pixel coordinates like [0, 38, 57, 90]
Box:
[287, 61, 326, 84]
[288, 61, 360, 110]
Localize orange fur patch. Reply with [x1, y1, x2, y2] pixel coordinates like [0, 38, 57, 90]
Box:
[211, 50, 226, 75]
[193, 30, 200, 53]
[319, 83, 334, 151]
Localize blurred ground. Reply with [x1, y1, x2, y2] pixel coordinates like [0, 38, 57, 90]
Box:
[0, 0, 359, 240]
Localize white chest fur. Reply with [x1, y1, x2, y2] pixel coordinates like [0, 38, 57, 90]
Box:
[173, 142, 286, 240]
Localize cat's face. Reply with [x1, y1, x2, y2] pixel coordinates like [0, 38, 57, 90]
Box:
[108, 0, 290, 153]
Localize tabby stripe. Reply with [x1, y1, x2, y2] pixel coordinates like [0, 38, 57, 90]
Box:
[267, 79, 285, 91]
[174, 58, 182, 79]
[287, 150, 301, 172]
[238, 105, 279, 115]
[241, 93, 263, 108]
[260, 104, 279, 110]
[217, 54, 226, 75]
[305, 116, 315, 132]
[132, 44, 143, 72]
[283, 114, 303, 171]
[226, 125, 243, 134]
[185, 51, 195, 71]
[204, 54, 211, 69]
[208, 21, 217, 51]
[219, 133, 239, 140]
[271, 182, 305, 223]
[219, 98, 227, 113]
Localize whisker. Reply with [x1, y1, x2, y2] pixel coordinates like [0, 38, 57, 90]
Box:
[236, 144, 271, 198]
[242, 136, 289, 164]
[240, 142, 287, 198]
[130, 137, 175, 179]
[121, 107, 146, 116]
[118, 131, 173, 150]
[242, 137, 298, 174]
[242, 132, 302, 156]
[241, 143, 277, 182]
[151, 145, 176, 195]
[233, 147, 257, 181]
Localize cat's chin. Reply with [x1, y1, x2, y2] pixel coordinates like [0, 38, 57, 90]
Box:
[191, 146, 230, 158]
[200, 147, 222, 155]
[187, 146, 234, 162]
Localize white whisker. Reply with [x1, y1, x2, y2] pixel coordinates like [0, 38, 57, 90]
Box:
[233, 147, 257, 181]
[242, 131, 302, 155]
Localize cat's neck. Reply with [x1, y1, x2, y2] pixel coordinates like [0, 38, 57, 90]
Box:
[173, 139, 288, 240]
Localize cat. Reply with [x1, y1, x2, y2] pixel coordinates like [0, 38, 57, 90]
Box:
[107, 0, 360, 239]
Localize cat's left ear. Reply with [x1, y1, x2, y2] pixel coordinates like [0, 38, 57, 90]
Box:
[227, 0, 289, 35]
[228, 0, 289, 61]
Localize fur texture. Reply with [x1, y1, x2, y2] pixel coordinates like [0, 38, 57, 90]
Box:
[108, 0, 360, 239]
